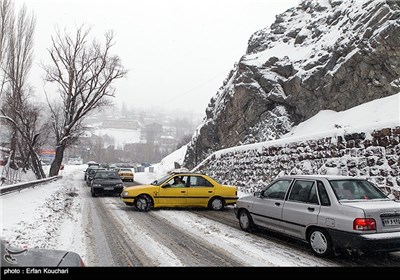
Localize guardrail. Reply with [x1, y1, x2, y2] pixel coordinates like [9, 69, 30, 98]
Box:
[0, 176, 61, 196]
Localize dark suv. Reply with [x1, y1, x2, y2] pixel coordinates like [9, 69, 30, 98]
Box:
[90, 170, 124, 197]
[86, 167, 106, 185]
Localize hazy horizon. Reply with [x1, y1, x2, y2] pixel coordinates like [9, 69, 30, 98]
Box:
[14, 0, 300, 114]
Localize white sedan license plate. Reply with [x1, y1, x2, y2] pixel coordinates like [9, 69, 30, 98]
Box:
[382, 217, 400, 226]
[104, 187, 114, 190]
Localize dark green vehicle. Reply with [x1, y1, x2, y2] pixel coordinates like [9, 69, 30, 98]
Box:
[90, 170, 124, 197]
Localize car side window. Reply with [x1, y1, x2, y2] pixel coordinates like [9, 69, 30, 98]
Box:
[317, 181, 331, 206]
[307, 184, 319, 205]
[167, 176, 187, 188]
[188, 176, 213, 188]
[262, 180, 291, 200]
[288, 180, 314, 203]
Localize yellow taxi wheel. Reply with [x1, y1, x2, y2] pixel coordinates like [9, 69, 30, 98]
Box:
[208, 197, 224, 211]
[134, 195, 151, 212]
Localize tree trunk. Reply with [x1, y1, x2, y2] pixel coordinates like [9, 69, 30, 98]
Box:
[30, 149, 46, 179]
[49, 145, 65, 177]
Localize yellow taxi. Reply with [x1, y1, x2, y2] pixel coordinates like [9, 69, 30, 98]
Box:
[117, 168, 134, 182]
[121, 172, 238, 212]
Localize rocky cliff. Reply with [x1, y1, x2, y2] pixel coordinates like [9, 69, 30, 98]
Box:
[184, 0, 400, 169]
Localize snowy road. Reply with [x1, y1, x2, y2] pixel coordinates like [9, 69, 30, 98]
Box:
[84, 195, 400, 267]
[2, 165, 400, 267]
[86, 196, 244, 266]
[84, 195, 335, 266]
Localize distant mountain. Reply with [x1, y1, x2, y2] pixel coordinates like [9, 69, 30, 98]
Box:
[184, 0, 400, 169]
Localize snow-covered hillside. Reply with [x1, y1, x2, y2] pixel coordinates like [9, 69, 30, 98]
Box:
[193, 94, 400, 196]
[145, 93, 399, 184]
[283, 93, 399, 139]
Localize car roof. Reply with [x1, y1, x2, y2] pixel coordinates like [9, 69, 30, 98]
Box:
[276, 174, 368, 181]
[87, 166, 101, 169]
[89, 168, 106, 172]
[168, 171, 207, 176]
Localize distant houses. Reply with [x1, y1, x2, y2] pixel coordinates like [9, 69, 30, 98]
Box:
[102, 119, 140, 129]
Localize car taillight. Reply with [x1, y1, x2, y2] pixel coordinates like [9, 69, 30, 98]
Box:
[353, 218, 376, 231]
[80, 259, 85, 267]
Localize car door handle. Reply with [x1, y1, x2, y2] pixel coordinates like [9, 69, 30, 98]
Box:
[275, 202, 281, 206]
[208, 191, 212, 193]
[307, 207, 315, 212]
[181, 191, 186, 193]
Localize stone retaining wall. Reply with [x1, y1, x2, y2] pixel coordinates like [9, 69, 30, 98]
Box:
[195, 126, 400, 198]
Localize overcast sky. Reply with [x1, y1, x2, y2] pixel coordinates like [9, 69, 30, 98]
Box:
[14, 0, 299, 115]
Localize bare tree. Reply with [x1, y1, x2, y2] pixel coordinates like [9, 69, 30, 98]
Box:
[0, 2, 43, 181]
[0, 0, 12, 181]
[43, 25, 127, 177]
[0, 0, 13, 97]
[0, 100, 47, 179]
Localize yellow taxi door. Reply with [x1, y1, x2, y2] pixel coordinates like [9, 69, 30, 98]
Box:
[158, 178, 188, 206]
[186, 175, 215, 207]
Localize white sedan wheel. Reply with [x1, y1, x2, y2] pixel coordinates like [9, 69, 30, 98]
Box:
[310, 231, 328, 254]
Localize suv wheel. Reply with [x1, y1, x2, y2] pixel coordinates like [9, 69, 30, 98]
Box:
[308, 228, 333, 257]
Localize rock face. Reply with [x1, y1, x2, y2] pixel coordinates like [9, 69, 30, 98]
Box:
[184, 0, 400, 169]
